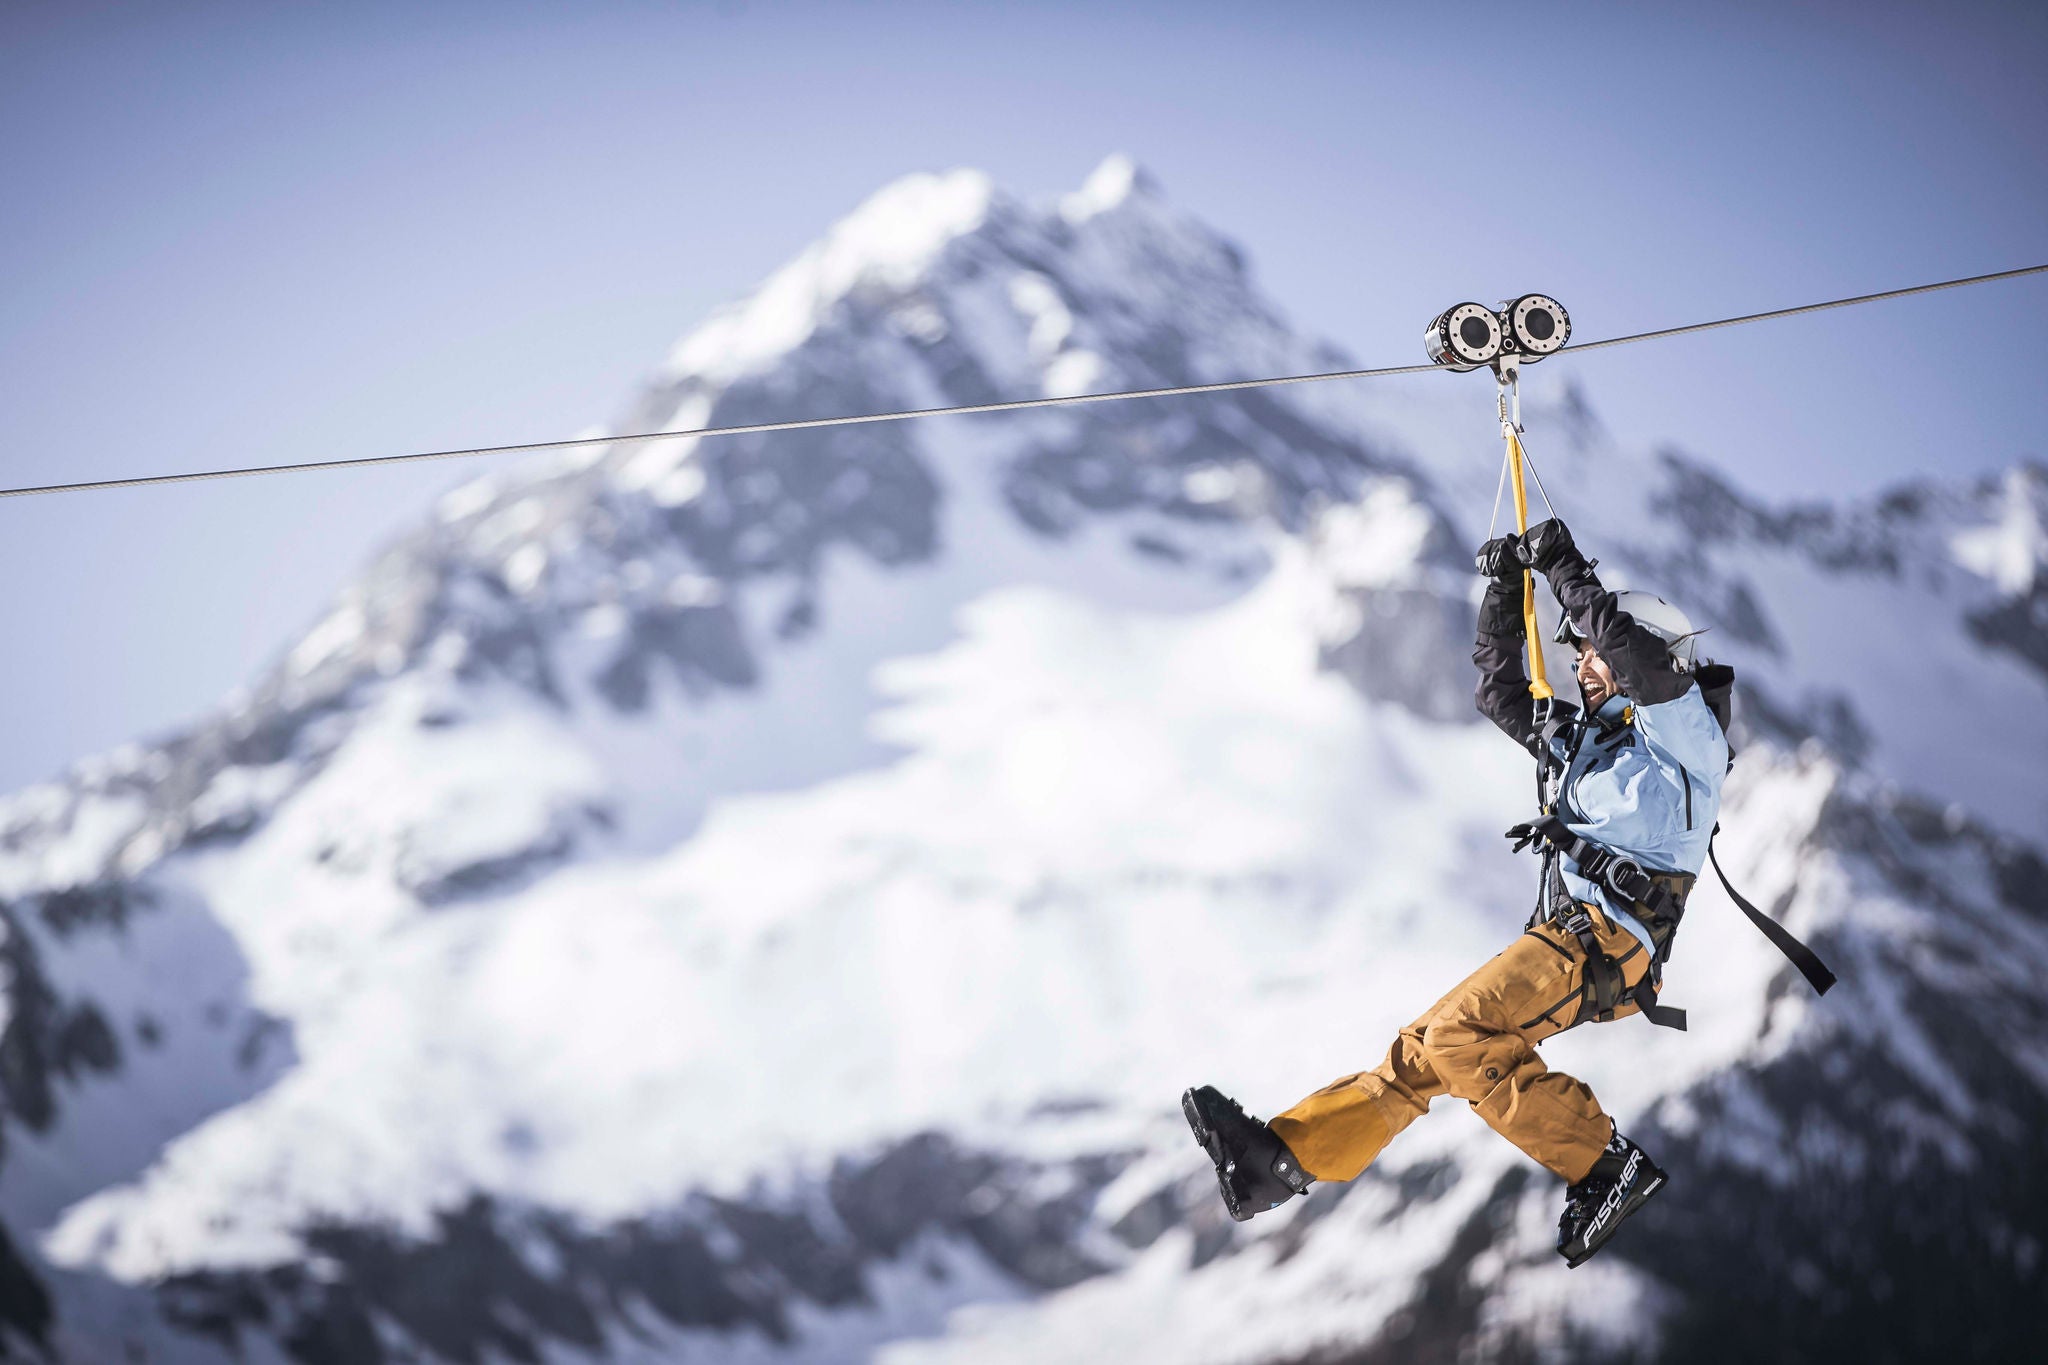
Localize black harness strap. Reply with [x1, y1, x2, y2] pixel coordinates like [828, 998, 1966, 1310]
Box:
[1528, 700, 1581, 923]
[1707, 830, 1837, 996]
[1629, 976, 1689, 1031]
[1535, 701, 1580, 790]
[1552, 902, 1628, 1024]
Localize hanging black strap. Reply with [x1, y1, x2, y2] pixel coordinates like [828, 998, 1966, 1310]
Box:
[1630, 975, 1688, 1031]
[1707, 831, 1836, 996]
[1559, 899, 1687, 1031]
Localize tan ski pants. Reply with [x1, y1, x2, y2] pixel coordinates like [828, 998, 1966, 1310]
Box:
[1270, 905, 1649, 1185]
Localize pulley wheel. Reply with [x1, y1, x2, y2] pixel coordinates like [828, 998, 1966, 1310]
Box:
[1502, 294, 1571, 359]
[1424, 303, 1503, 371]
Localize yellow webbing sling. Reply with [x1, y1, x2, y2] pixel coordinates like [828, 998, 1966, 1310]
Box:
[1504, 428, 1553, 701]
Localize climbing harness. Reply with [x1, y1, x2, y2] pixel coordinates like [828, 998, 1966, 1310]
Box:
[1510, 812, 1699, 1031]
[1432, 293, 1839, 1025]
[1507, 808, 1838, 1028]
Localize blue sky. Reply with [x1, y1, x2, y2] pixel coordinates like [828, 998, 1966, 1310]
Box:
[1, 0, 2043, 791]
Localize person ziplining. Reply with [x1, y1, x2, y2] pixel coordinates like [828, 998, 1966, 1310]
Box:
[1184, 297, 1835, 1269]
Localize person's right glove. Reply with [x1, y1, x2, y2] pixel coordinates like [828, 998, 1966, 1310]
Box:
[1474, 536, 1524, 580]
[1516, 518, 1576, 573]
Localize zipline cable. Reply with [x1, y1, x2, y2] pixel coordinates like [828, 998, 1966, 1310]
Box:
[1555, 262, 2047, 355]
[3, 262, 2043, 503]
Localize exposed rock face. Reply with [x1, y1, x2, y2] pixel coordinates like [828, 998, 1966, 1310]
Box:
[155, 1134, 1130, 1365]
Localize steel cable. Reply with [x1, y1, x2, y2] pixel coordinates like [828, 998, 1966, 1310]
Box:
[3, 262, 2042, 502]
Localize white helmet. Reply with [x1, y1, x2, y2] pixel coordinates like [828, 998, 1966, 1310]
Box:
[1554, 590, 1702, 669]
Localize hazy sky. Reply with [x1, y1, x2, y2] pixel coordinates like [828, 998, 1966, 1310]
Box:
[2, 0, 2043, 792]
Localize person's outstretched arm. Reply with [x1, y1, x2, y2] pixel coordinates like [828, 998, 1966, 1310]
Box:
[1520, 519, 1693, 706]
[1473, 537, 1542, 755]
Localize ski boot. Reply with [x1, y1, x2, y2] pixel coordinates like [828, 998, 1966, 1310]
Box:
[1183, 1085, 1312, 1222]
[1557, 1127, 1667, 1268]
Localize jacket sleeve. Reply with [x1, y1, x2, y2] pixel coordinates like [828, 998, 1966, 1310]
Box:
[1473, 578, 1541, 755]
[1540, 545, 1693, 706]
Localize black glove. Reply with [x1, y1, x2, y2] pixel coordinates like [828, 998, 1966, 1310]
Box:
[1474, 536, 1524, 580]
[1505, 822, 1543, 854]
[1517, 518, 1575, 573]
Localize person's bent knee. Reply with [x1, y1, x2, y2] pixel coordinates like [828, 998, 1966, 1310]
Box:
[1419, 1020, 1520, 1105]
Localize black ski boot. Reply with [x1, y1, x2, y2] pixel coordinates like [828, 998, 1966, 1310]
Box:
[1557, 1128, 1667, 1268]
[1183, 1085, 1312, 1222]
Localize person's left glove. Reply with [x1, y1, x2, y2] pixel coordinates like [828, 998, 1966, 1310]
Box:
[1516, 518, 1575, 572]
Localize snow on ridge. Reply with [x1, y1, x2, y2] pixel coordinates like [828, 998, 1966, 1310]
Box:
[1950, 462, 2048, 595]
[665, 168, 999, 386]
[1059, 153, 1157, 222]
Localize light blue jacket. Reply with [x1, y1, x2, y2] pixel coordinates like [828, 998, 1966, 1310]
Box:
[1551, 689, 1729, 953]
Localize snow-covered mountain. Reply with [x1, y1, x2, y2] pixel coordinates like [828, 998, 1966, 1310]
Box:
[3, 156, 2045, 1364]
